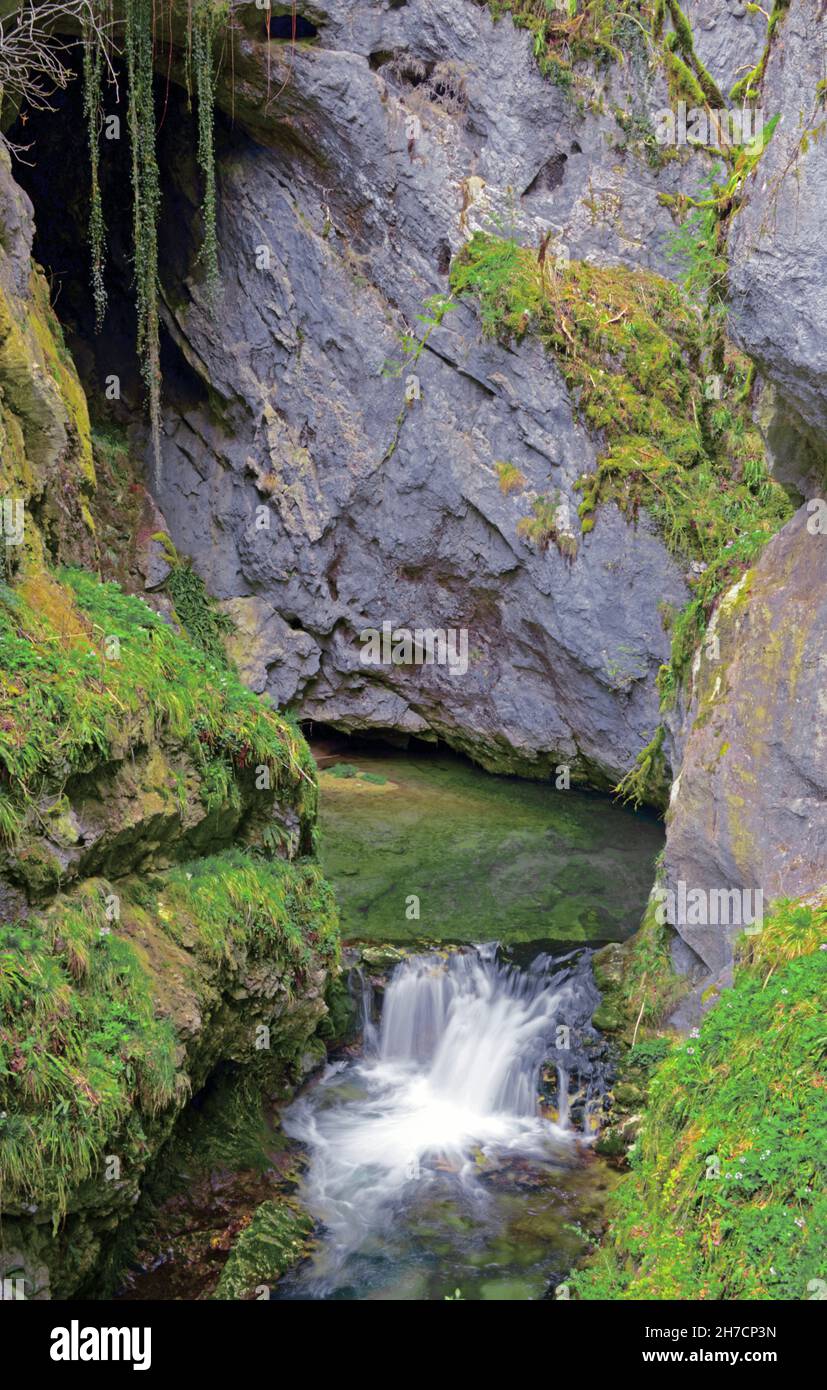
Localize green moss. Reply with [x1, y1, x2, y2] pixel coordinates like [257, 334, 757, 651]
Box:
[730, 2, 791, 104]
[450, 232, 792, 744]
[616, 886, 689, 1030]
[213, 1198, 314, 1299]
[571, 898, 827, 1299]
[662, 1, 726, 107]
[0, 849, 338, 1221]
[516, 492, 577, 559]
[488, 1, 645, 102]
[154, 533, 234, 666]
[160, 848, 339, 969]
[0, 886, 178, 1216]
[328, 762, 359, 779]
[615, 725, 667, 810]
[0, 568, 318, 845]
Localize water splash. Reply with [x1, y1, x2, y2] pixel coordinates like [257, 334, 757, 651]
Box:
[282, 945, 605, 1295]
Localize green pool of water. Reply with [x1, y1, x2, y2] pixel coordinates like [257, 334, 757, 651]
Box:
[314, 746, 663, 944]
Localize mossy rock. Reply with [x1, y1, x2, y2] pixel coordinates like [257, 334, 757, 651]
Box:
[0, 849, 339, 1296]
[591, 1002, 626, 1033]
[213, 1199, 314, 1300]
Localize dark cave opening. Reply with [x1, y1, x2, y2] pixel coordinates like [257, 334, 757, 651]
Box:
[5, 43, 236, 445]
[266, 13, 320, 41]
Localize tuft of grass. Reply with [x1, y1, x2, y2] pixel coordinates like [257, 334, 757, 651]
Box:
[488, 1, 652, 98]
[0, 887, 178, 1216]
[516, 493, 578, 560]
[496, 460, 526, 495]
[160, 848, 340, 970]
[572, 898, 827, 1299]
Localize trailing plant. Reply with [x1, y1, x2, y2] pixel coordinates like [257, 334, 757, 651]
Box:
[75, 1, 230, 467]
[614, 724, 666, 809]
[124, 0, 162, 470]
[82, 24, 107, 330]
[153, 532, 233, 665]
[381, 292, 457, 378]
[192, 0, 221, 307]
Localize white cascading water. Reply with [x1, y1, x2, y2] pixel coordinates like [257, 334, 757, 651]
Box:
[282, 946, 602, 1292]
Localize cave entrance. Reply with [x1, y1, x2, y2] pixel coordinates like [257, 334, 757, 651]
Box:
[4, 42, 237, 444]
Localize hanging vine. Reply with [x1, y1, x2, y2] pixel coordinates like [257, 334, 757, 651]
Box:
[82, 26, 107, 330]
[124, 0, 162, 472]
[76, 1, 230, 467]
[193, 2, 220, 308]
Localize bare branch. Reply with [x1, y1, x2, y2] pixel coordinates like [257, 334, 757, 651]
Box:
[0, 2, 114, 117]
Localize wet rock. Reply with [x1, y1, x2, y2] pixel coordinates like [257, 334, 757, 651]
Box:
[212, 1199, 314, 1301]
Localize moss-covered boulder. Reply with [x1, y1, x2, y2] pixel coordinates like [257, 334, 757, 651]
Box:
[663, 505, 827, 980]
[0, 849, 338, 1298]
[0, 567, 319, 911]
[571, 898, 827, 1299]
[212, 1198, 314, 1300]
[0, 141, 97, 580]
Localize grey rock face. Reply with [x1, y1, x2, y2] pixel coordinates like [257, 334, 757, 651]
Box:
[148, 0, 705, 782]
[662, 505, 827, 976]
[728, 0, 827, 456]
[649, 1, 827, 1001]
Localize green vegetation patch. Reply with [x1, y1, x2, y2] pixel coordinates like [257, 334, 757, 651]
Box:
[451, 232, 789, 571]
[572, 899, 827, 1299]
[0, 851, 338, 1217]
[159, 847, 340, 971]
[488, 1, 653, 98]
[154, 533, 234, 667]
[213, 1198, 314, 1299]
[0, 567, 317, 845]
[450, 233, 793, 801]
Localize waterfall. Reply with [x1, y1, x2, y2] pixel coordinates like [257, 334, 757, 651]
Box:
[282, 945, 606, 1294]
